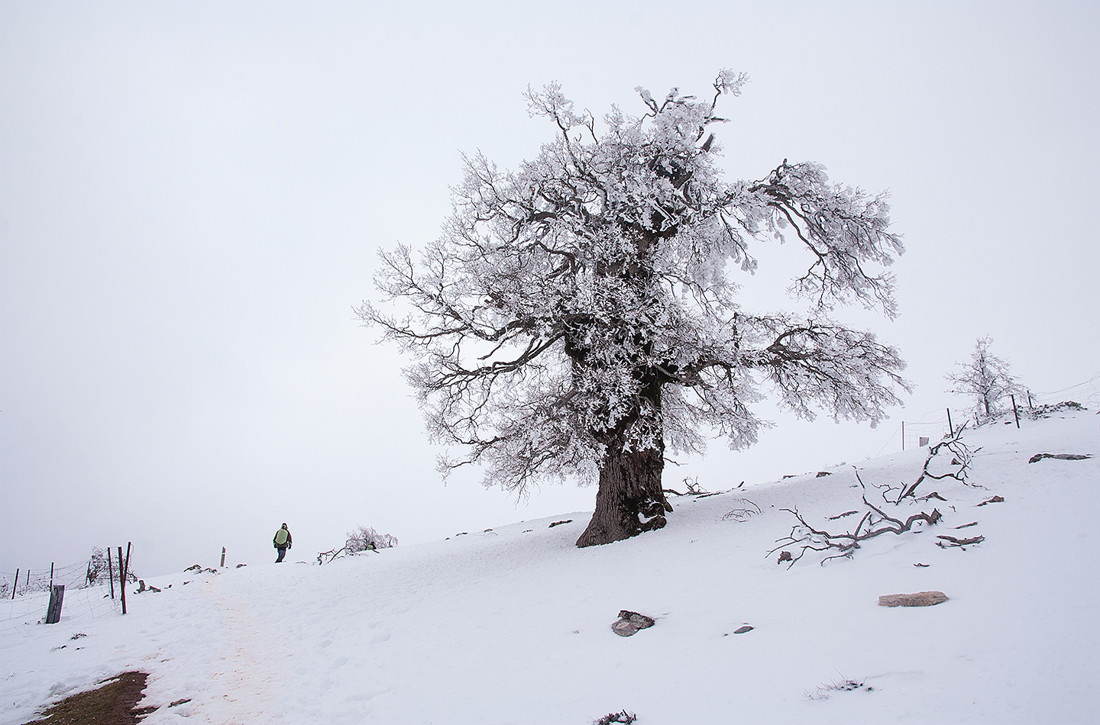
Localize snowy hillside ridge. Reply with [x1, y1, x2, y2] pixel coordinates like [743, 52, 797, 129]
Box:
[2, 409, 1098, 724]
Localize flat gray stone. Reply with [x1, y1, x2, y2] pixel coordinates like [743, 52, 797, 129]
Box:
[878, 591, 948, 607]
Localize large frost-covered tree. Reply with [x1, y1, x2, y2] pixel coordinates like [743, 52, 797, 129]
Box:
[359, 72, 908, 548]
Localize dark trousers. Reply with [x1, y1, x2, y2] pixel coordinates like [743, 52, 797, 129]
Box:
[276, 546, 288, 563]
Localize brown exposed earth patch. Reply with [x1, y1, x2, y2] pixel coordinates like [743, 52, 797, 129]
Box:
[22, 671, 155, 725]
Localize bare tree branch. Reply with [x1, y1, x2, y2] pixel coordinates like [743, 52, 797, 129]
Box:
[769, 467, 945, 568]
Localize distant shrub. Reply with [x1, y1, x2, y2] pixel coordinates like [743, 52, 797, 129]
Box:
[807, 676, 873, 700]
[345, 525, 398, 553]
[86, 547, 137, 585]
[317, 525, 398, 564]
[86, 547, 110, 585]
[594, 711, 637, 725]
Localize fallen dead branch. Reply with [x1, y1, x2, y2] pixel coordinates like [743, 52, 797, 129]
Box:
[665, 476, 709, 496]
[769, 470, 941, 567]
[722, 498, 762, 522]
[1028, 453, 1091, 464]
[892, 425, 976, 502]
[936, 534, 985, 549]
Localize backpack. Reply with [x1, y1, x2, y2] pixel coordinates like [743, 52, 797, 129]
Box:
[274, 528, 289, 546]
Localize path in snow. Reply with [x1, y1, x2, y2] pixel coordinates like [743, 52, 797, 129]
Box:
[199, 572, 289, 723]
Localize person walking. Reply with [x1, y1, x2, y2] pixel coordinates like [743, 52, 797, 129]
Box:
[273, 523, 293, 563]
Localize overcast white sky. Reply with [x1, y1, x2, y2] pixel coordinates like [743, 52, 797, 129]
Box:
[3, 0, 1098, 578]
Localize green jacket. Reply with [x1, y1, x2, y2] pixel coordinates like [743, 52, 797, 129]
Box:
[273, 527, 292, 547]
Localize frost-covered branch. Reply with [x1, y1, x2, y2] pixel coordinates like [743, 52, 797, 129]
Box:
[749, 317, 909, 426]
[749, 161, 903, 318]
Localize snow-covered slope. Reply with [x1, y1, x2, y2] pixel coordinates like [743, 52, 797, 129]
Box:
[2, 409, 1098, 724]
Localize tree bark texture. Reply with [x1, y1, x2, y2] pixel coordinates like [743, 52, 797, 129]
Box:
[576, 441, 669, 548]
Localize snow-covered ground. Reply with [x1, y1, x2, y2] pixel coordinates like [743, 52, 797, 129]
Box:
[2, 408, 1097, 724]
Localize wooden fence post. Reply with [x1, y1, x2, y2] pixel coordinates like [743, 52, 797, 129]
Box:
[11, 569, 17, 599]
[221, 547, 226, 567]
[50, 563, 55, 590]
[901, 421, 905, 451]
[45, 585, 65, 624]
[108, 553, 115, 599]
[1011, 395, 1021, 428]
[947, 408, 954, 437]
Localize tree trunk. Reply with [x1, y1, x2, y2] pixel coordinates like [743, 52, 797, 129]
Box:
[576, 444, 669, 548]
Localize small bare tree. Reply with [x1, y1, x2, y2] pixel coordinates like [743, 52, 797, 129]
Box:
[946, 336, 1021, 419]
[86, 547, 111, 585]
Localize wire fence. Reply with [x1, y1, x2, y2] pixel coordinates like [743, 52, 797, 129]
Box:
[0, 580, 123, 631]
[0, 547, 138, 631]
[902, 418, 953, 451]
[872, 373, 1098, 456]
[0, 560, 97, 599]
[1027, 374, 1100, 410]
